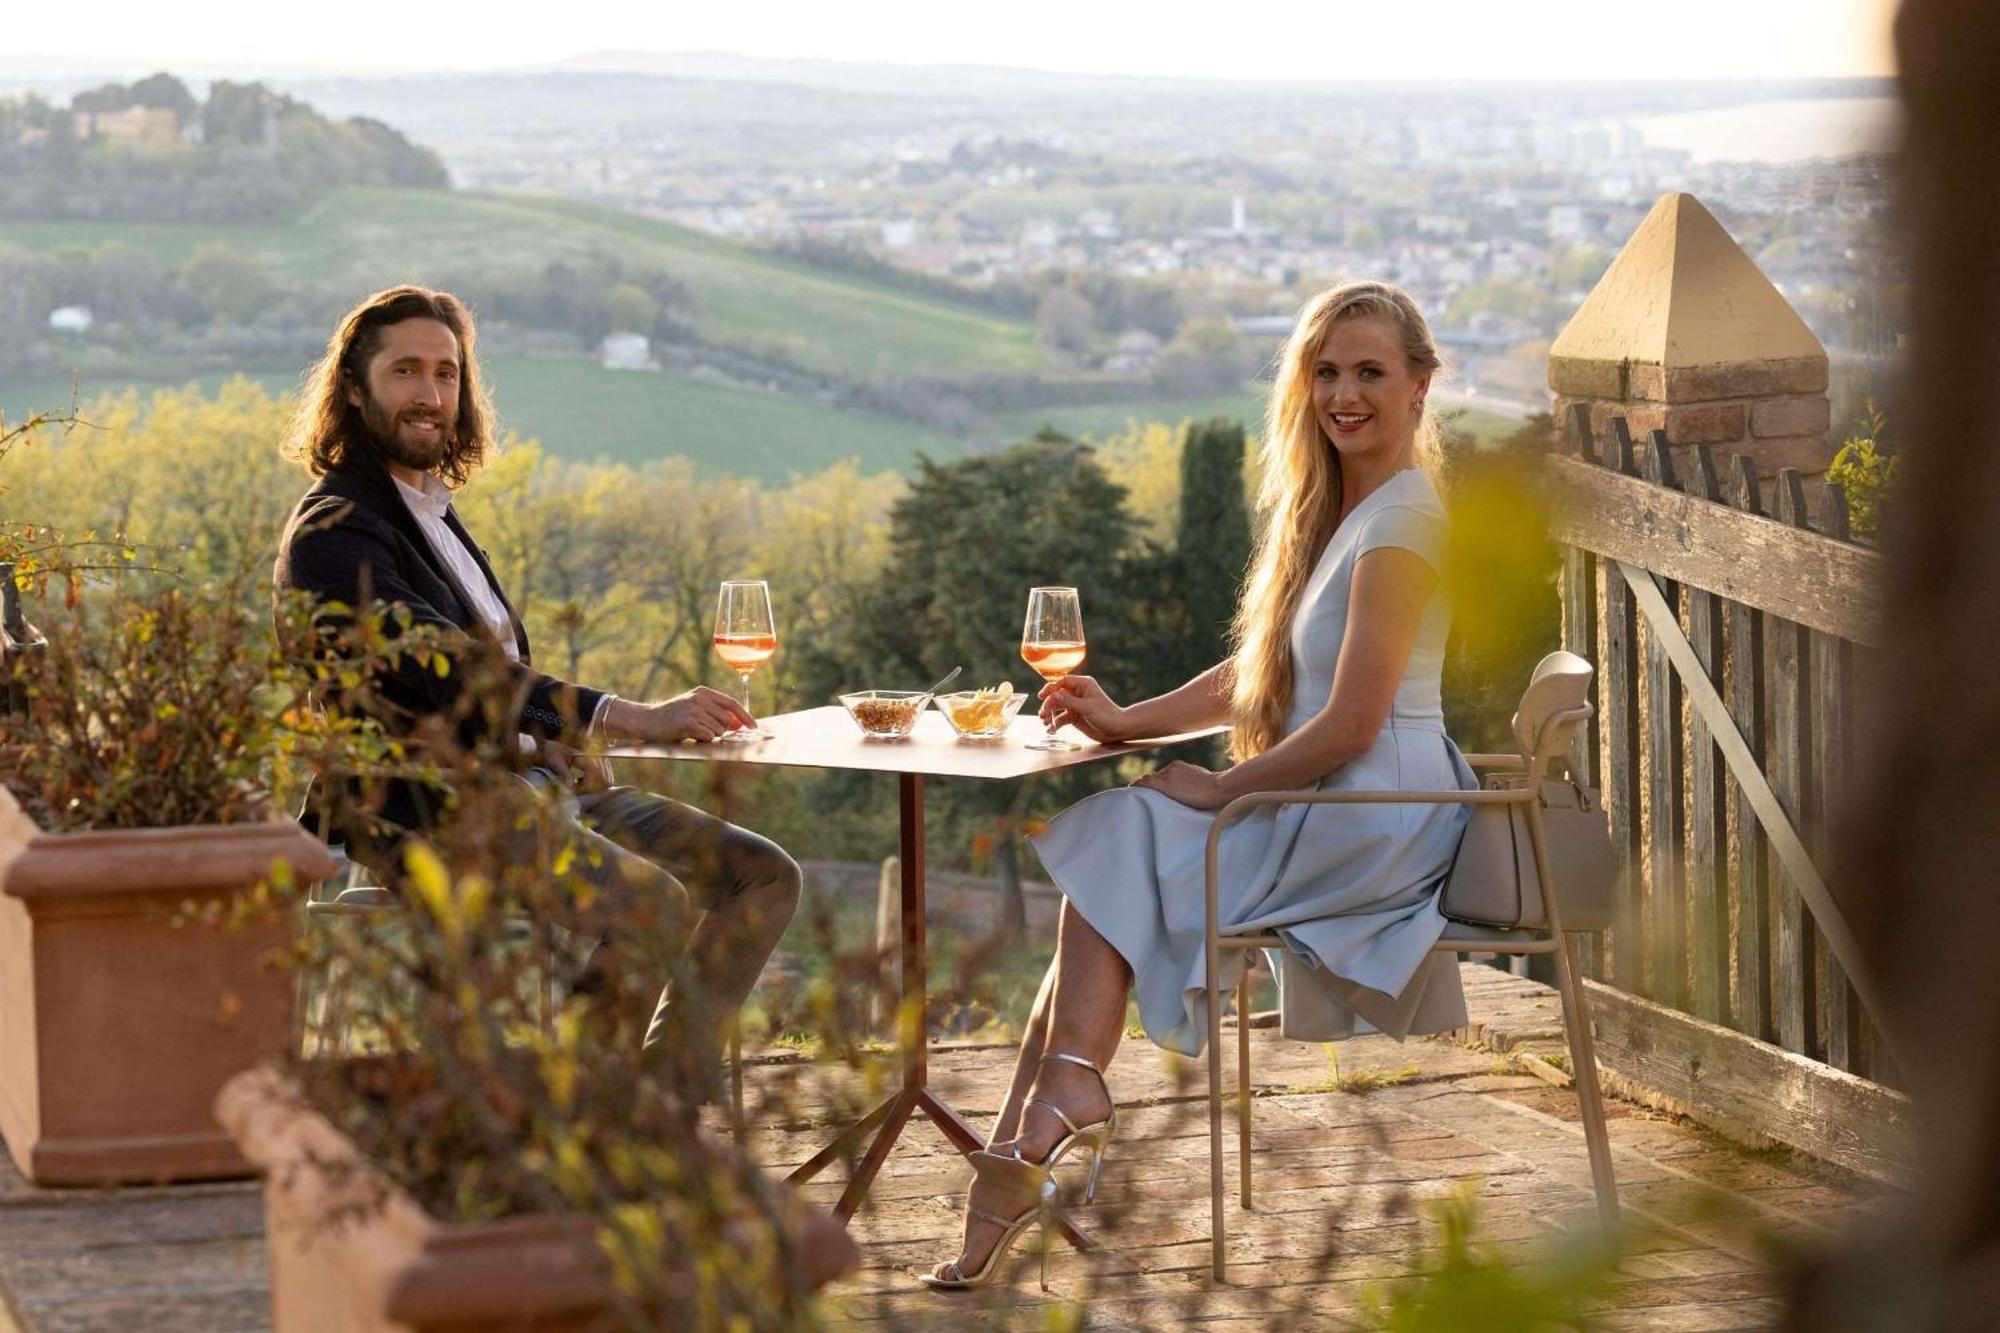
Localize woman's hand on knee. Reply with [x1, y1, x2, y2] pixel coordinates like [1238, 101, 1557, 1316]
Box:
[1129, 760, 1226, 810]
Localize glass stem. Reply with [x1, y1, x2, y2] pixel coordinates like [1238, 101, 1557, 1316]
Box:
[737, 671, 753, 720]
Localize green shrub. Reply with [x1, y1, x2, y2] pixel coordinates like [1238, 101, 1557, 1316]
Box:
[1826, 400, 1900, 542]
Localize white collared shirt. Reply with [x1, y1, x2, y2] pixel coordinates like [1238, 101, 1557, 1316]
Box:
[392, 471, 614, 745]
[391, 472, 522, 662]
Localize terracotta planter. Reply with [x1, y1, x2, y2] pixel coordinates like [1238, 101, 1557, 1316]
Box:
[0, 802, 330, 1185]
[218, 1065, 861, 1332]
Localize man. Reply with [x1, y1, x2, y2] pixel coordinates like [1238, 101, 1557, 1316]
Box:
[274, 284, 799, 1079]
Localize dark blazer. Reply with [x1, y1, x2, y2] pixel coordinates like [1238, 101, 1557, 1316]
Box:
[274, 453, 605, 842]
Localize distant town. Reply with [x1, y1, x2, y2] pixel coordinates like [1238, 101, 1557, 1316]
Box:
[0, 57, 1899, 458]
[255, 61, 1897, 419]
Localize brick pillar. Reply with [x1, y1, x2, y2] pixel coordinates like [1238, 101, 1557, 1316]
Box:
[1549, 193, 1832, 479]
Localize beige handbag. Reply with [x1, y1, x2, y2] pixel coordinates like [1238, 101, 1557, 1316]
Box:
[1440, 772, 1616, 932]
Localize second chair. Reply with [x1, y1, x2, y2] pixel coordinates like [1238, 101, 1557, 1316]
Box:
[1199, 650, 1618, 1280]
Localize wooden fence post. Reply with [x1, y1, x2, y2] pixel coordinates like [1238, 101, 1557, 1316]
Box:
[871, 856, 900, 1035]
[1642, 431, 1688, 1009]
[1602, 418, 1645, 993]
[1562, 402, 1604, 978]
[1771, 470, 1818, 1057]
[1686, 445, 1732, 1025]
[1727, 456, 1774, 1044]
[1812, 485, 1862, 1074]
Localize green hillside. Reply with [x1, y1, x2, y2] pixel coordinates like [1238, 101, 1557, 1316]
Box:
[5, 187, 1047, 382]
[994, 388, 1522, 446]
[482, 355, 959, 478]
[3, 365, 1521, 486]
[0, 355, 963, 485]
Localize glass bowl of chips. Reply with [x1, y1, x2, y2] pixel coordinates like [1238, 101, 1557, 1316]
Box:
[936, 682, 1029, 740]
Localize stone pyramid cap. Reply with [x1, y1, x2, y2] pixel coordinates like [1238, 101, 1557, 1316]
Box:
[1550, 193, 1826, 401]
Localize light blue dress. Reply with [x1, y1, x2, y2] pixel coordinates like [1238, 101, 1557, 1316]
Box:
[1030, 468, 1474, 1056]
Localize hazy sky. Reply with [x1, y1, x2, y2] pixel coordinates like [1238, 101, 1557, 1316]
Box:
[11, 0, 1899, 81]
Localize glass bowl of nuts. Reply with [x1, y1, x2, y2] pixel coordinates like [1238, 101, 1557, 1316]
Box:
[838, 689, 932, 739]
[936, 683, 1029, 739]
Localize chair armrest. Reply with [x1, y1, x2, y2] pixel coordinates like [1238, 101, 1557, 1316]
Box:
[1211, 785, 1526, 829]
[1464, 753, 1526, 769]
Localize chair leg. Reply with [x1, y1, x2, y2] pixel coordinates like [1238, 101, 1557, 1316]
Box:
[538, 944, 556, 1037]
[1553, 934, 1620, 1225]
[318, 952, 351, 1058]
[1236, 956, 1254, 1209]
[295, 959, 318, 1058]
[1207, 969, 1228, 1280]
[729, 1024, 745, 1129]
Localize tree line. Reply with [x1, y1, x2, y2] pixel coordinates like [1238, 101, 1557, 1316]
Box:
[5, 380, 1555, 930]
[0, 74, 445, 222]
[3, 383, 1259, 900]
[0, 242, 699, 381]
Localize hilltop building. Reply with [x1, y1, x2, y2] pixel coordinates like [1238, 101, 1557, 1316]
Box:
[70, 107, 183, 148]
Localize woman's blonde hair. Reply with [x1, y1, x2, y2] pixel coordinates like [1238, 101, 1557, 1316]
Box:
[1226, 280, 1443, 762]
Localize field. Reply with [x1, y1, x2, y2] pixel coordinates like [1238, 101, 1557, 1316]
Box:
[997, 387, 1523, 446]
[5, 186, 1523, 478]
[991, 387, 1270, 441]
[0, 355, 964, 485]
[4, 187, 1049, 381]
[481, 355, 960, 478]
[3, 365, 1523, 485]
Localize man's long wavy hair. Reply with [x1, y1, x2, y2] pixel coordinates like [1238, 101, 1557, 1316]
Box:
[1226, 280, 1443, 763]
[283, 285, 497, 488]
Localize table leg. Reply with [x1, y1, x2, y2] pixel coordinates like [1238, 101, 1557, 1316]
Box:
[835, 1090, 917, 1221]
[901, 773, 927, 1092]
[790, 772, 1092, 1251]
[785, 1090, 901, 1187]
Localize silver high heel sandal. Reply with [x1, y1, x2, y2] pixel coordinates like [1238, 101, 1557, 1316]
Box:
[1004, 1051, 1118, 1204]
[920, 1150, 1059, 1291]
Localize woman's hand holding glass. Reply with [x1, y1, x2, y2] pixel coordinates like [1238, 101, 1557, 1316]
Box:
[1036, 674, 1130, 743]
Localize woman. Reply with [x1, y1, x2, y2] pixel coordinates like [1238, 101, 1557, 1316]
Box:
[924, 280, 1476, 1289]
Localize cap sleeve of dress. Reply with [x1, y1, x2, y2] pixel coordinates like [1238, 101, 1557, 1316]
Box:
[1353, 500, 1446, 575]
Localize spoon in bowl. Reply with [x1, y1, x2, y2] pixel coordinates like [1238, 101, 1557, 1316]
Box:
[923, 666, 963, 697]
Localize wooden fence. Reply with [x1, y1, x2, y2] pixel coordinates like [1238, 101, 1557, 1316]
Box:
[1543, 407, 1906, 1178]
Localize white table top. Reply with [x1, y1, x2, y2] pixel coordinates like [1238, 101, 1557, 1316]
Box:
[610, 705, 1226, 781]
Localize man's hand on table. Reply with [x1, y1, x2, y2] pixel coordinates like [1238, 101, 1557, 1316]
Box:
[604, 688, 757, 744]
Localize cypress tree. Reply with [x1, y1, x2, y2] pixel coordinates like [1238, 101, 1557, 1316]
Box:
[1175, 417, 1252, 682]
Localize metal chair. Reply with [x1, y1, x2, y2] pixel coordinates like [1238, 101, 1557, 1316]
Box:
[1201, 651, 1617, 1279]
[299, 847, 556, 1054]
[301, 848, 746, 1120]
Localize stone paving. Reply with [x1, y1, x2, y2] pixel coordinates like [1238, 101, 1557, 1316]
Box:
[0, 965, 1886, 1331]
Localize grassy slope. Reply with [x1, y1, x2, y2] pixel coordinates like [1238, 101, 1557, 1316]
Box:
[480, 355, 959, 479]
[0, 355, 962, 485]
[5, 188, 1524, 475]
[6, 187, 1047, 381]
[993, 387, 1522, 446]
[3, 365, 1519, 484]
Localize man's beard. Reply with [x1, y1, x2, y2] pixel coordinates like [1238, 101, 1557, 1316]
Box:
[357, 390, 454, 472]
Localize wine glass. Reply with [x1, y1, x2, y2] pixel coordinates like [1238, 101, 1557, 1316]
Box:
[1021, 586, 1086, 751]
[712, 579, 776, 741]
